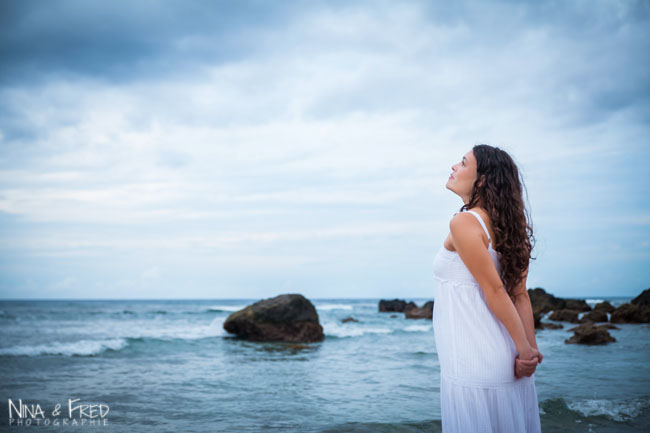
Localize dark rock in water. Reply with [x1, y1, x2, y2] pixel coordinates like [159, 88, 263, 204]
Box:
[379, 299, 409, 312]
[341, 316, 359, 323]
[528, 288, 566, 315]
[564, 299, 591, 312]
[405, 301, 433, 319]
[631, 288, 650, 307]
[285, 344, 313, 350]
[223, 294, 324, 342]
[593, 323, 619, 330]
[565, 322, 616, 345]
[610, 303, 650, 323]
[579, 310, 608, 323]
[390, 314, 399, 318]
[594, 301, 615, 313]
[541, 322, 563, 329]
[548, 309, 580, 323]
[533, 312, 542, 329]
[404, 301, 418, 312]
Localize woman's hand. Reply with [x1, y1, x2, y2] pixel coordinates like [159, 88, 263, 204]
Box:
[515, 356, 538, 378]
[517, 344, 541, 362]
[514, 345, 543, 378]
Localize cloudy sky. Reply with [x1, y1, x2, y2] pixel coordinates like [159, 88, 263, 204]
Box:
[0, 0, 648, 300]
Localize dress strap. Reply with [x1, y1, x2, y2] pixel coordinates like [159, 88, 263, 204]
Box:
[463, 210, 491, 241]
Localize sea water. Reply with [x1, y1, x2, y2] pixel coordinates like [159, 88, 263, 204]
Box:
[0, 297, 648, 432]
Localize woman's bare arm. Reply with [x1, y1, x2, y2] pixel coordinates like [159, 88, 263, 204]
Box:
[450, 213, 537, 360]
[512, 267, 539, 352]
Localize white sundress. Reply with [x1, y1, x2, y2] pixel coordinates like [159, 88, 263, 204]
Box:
[432, 209, 541, 433]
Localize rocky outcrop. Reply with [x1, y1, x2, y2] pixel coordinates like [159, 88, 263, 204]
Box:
[379, 299, 416, 312]
[341, 316, 359, 323]
[594, 301, 615, 313]
[541, 321, 563, 329]
[533, 312, 542, 329]
[528, 288, 566, 315]
[579, 309, 608, 323]
[223, 294, 324, 342]
[565, 322, 616, 345]
[405, 301, 434, 319]
[548, 309, 580, 323]
[610, 303, 650, 324]
[564, 299, 591, 312]
[594, 323, 620, 330]
[631, 288, 650, 307]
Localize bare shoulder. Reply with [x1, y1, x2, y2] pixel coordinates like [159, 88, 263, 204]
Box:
[449, 211, 489, 249]
[449, 211, 478, 229]
[449, 212, 482, 237]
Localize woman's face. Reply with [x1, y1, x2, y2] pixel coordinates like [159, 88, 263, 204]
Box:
[446, 150, 478, 204]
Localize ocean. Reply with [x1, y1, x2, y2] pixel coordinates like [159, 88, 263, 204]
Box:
[1, 297, 648, 432]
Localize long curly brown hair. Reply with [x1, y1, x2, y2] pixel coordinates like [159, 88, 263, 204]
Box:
[459, 144, 536, 300]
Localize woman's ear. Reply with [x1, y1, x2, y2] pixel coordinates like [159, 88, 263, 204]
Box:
[477, 174, 485, 188]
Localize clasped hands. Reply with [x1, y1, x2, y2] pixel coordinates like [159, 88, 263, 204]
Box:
[514, 346, 543, 379]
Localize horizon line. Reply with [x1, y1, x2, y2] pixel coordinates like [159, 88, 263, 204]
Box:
[0, 295, 636, 302]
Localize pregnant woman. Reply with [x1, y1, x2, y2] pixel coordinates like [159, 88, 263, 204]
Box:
[432, 144, 542, 432]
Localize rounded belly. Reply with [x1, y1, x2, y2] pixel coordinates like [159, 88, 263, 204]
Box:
[433, 288, 518, 384]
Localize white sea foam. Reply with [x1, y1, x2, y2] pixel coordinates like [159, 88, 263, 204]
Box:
[567, 397, 650, 422]
[3, 316, 228, 344]
[403, 324, 432, 332]
[0, 318, 229, 356]
[0, 338, 128, 357]
[112, 318, 227, 340]
[586, 299, 605, 305]
[315, 303, 354, 311]
[323, 322, 392, 338]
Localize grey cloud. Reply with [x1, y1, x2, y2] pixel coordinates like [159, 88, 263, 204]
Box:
[0, 0, 304, 85]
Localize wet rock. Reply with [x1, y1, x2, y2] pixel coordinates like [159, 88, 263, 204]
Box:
[579, 310, 608, 323]
[564, 299, 592, 312]
[285, 344, 313, 350]
[379, 299, 414, 312]
[405, 301, 434, 319]
[568, 323, 618, 332]
[610, 303, 650, 324]
[594, 323, 619, 330]
[631, 288, 650, 307]
[341, 316, 359, 323]
[533, 312, 542, 329]
[541, 322, 563, 329]
[528, 288, 566, 315]
[565, 322, 616, 345]
[223, 293, 324, 342]
[548, 309, 580, 323]
[594, 301, 615, 313]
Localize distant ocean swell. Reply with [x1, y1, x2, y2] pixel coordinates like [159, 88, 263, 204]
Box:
[0, 338, 129, 357]
[0, 303, 368, 319]
[0, 320, 433, 357]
